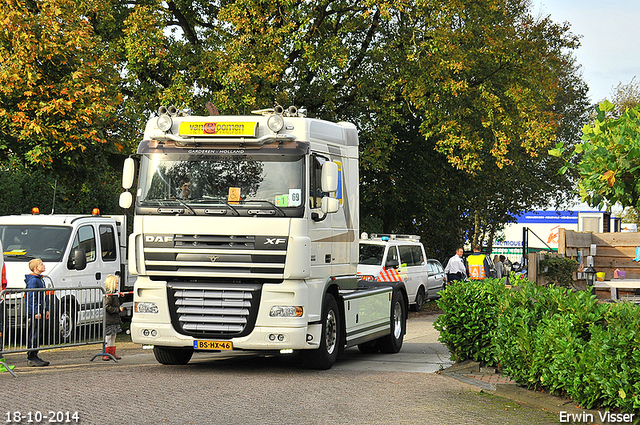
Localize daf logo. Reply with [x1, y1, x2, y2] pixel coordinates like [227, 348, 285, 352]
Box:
[264, 238, 286, 245]
[145, 235, 173, 243]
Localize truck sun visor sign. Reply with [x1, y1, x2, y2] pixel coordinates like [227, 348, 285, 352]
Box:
[179, 121, 258, 137]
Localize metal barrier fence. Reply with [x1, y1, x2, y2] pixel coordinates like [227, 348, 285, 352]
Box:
[1, 286, 112, 376]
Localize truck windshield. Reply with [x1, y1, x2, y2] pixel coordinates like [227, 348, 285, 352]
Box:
[0, 225, 72, 262]
[359, 244, 385, 266]
[137, 153, 305, 216]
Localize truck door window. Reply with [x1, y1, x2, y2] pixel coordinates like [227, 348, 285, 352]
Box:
[99, 225, 117, 262]
[309, 154, 329, 209]
[70, 225, 96, 265]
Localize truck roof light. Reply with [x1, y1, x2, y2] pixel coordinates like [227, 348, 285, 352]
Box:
[157, 114, 173, 132]
[267, 114, 284, 132]
[92, 208, 101, 216]
[31, 207, 40, 215]
[158, 106, 168, 115]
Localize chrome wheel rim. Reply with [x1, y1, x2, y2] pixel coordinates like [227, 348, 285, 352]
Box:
[325, 309, 337, 355]
[392, 302, 403, 339]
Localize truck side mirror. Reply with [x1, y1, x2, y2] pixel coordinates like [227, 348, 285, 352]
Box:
[68, 249, 87, 271]
[321, 161, 339, 193]
[119, 191, 133, 209]
[321, 196, 339, 214]
[122, 158, 136, 190]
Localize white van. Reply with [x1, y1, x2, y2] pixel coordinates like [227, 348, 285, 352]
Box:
[358, 234, 434, 311]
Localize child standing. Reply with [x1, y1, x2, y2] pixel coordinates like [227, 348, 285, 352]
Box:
[25, 258, 49, 366]
[103, 275, 123, 360]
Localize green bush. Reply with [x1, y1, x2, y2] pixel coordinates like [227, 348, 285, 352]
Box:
[434, 278, 508, 364]
[437, 276, 640, 414]
[571, 302, 640, 410]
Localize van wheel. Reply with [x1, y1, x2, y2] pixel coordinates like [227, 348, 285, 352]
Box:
[59, 300, 77, 343]
[377, 289, 406, 354]
[153, 346, 194, 365]
[301, 293, 340, 369]
[413, 287, 425, 312]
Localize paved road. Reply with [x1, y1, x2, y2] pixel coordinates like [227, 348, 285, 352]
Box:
[1, 313, 561, 425]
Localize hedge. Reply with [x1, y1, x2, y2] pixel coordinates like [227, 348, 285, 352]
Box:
[435, 277, 640, 413]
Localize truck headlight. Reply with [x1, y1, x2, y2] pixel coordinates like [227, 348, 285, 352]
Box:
[269, 306, 303, 317]
[135, 302, 159, 314]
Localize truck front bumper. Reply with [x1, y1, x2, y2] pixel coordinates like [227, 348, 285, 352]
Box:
[131, 321, 322, 351]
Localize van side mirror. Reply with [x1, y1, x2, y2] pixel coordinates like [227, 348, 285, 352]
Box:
[68, 249, 87, 271]
[386, 259, 400, 269]
[321, 161, 339, 193]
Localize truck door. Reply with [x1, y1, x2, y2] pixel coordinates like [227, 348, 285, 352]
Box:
[309, 154, 333, 278]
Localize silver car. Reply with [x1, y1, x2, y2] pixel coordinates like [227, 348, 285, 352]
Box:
[427, 259, 446, 298]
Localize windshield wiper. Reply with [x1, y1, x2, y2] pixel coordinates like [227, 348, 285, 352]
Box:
[174, 197, 196, 215]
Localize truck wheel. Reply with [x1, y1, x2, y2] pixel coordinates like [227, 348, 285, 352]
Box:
[153, 346, 194, 365]
[301, 293, 340, 370]
[413, 287, 425, 312]
[59, 300, 77, 344]
[377, 289, 406, 354]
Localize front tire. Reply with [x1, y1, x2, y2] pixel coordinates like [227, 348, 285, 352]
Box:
[153, 346, 194, 365]
[377, 289, 406, 354]
[59, 300, 77, 344]
[301, 293, 341, 370]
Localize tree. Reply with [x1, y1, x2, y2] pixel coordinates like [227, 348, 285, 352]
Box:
[0, 0, 589, 256]
[0, 0, 127, 213]
[551, 100, 640, 209]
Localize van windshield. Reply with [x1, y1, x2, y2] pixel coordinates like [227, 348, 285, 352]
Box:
[359, 244, 385, 265]
[0, 225, 71, 262]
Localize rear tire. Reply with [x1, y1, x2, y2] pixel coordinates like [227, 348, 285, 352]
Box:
[301, 293, 341, 369]
[377, 289, 406, 354]
[413, 287, 425, 312]
[153, 346, 194, 365]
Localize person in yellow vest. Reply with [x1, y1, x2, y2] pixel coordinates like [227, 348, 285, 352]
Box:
[467, 245, 493, 280]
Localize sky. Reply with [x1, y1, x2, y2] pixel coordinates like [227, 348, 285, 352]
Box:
[533, 0, 640, 104]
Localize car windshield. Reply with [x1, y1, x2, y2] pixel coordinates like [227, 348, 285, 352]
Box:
[0, 225, 71, 262]
[359, 244, 385, 265]
[137, 153, 304, 215]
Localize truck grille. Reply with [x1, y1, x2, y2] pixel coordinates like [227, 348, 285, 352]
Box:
[144, 234, 287, 279]
[167, 282, 261, 338]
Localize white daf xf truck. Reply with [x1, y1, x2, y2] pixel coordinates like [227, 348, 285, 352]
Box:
[120, 105, 408, 369]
